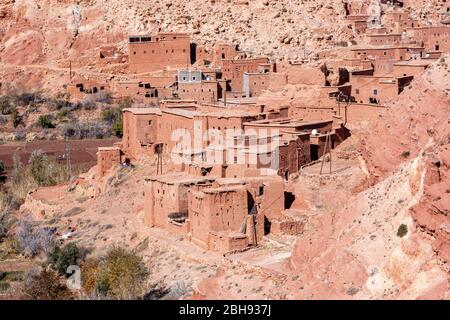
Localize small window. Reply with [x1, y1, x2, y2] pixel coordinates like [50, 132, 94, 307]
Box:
[355, 89, 360, 94]
[259, 186, 264, 196]
[373, 89, 378, 95]
[148, 120, 152, 126]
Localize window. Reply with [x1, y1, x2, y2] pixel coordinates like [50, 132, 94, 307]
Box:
[355, 89, 360, 94]
[373, 89, 378, 96]
[148, 120, 152, 126]
[259, 186, 264, 196]
[192, 76, 196, 81]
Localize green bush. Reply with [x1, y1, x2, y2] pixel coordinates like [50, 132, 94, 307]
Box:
[47, 242, 80, 277]
[101, 107, 123, 137]
[112, 120, 123, 137]
[49, 92, 71, 111]
[400, 151, 410, 158]
[101, 108, 119, 124]
[0, 96, 14, 115]
[37, 115, 55, 129]
[397, 224, 408, 238]
[11, 108, 22, 128]
[81, 246, 148, 299]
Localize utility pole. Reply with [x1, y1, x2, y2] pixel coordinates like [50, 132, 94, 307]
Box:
[69, 61, 72, 83]
[319, 133, 332, 175]
[156, 144, 163, 175]
[65, 138, 72, 179]
[224, 89, 227, 107]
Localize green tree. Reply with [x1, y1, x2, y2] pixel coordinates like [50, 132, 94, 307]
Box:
[47, 242, 80, 277]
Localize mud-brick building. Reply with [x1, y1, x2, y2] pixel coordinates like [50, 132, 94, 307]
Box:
[407, 26, 450, 53]
[392, 59, 431, 77]
[121, 108, 162, 160]
[196, 43, 241, 65]
[143, 173, 302, 254]
[177, 69, 227, 103]
[128, 33, 191, 73]
[67, 77, 110, 101]
[350, 74, 413, 104]
[221, 57, 271, 94]
[96, 147, 122, 178]
[351, 45, 422, 62]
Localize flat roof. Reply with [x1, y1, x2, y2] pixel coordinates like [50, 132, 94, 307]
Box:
[350, 45, 423, 50]
[123, 108, 162, 115]
[201, 185, 246, 194]
[162, 109, 199, 118]
[393, 60, 431, 67]
[98, 147, 120, 151]
[244, 118, 333, 127]
[145, 173, 214, 185]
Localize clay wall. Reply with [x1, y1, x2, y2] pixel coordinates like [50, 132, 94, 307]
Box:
[407, 26, 450, 52]
[221, 57, 270, 92]
[97, 147, 121, 178]
[128, 33, 191, 73]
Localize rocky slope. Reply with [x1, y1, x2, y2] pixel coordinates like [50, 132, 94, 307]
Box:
[287, 55, 449, 299]
[358, 54, 450, 274]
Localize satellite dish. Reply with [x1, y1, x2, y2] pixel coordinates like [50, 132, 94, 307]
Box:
[312, 129, 318, 136]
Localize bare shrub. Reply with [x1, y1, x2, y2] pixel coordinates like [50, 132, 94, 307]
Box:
[22, 267, 74, 300]
[82, 96, 97, 111]
[93, 91, 113, 104]
[28, 150, 55, 186]
[16, 220, 54, 257]
[60, 121, 110, 139]
[48, 92, 72, 111]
